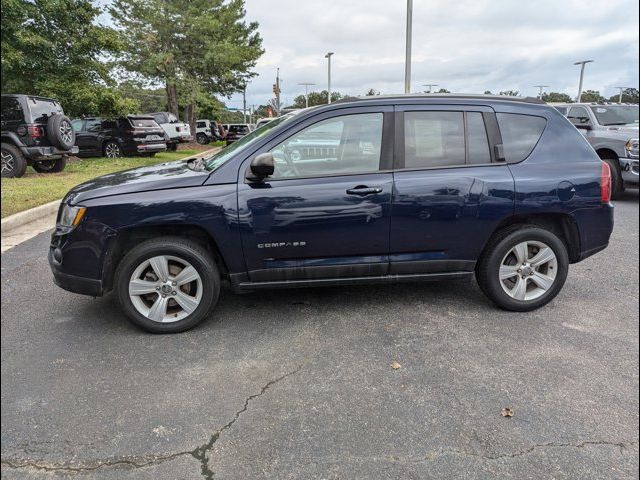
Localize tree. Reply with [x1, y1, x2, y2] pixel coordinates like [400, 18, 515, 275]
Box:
[483, 90, 493, 95]
[365, 88, 380, 96]
[608, 88, 639, 104]
[541, 92, 573, 103]
[436, 88, 451, 93]
[1, 0, 135, 117]
[111, 0, 263, 133]
[499, 90, 520, 97]
[291, 90, 344, 108]
[580, 90, 604, 103]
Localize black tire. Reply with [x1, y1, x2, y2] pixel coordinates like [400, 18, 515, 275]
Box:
[1, 142, 27, 178]
[103, 141, 123, 158]
[47, 115, 75, 150]
[476, 225, 569, 312]
[114, 237, 220, 333]
[167, 143, 178, 151]
[196, 133, 209, 145]
[32, 157, 67, 173]
[601, 157, 624, 200]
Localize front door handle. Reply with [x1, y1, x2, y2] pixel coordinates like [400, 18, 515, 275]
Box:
[346, 185, 383, 196]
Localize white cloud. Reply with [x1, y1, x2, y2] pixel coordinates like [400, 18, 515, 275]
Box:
[228, 0, 639, 109]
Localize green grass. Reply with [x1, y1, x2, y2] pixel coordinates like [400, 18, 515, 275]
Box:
[1, 150, 200, 218]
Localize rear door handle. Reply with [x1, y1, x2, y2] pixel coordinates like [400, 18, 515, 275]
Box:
[346, 185, 383, 196]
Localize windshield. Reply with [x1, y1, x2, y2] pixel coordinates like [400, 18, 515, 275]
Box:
[204, 115, 294, 171]
[592, 105, 639, 126]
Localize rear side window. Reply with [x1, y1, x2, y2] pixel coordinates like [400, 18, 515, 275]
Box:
[1, 97, 25, 122]
[496, 113, 546, 163]
[404, 111, 466, 168]
[466, 112, 491, 165]
[85, 119, 102, 132]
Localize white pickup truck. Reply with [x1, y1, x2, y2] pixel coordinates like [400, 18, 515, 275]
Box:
[148, 112, 193, 151]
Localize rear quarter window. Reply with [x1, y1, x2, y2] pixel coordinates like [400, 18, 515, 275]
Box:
[496, 113, 546, 163]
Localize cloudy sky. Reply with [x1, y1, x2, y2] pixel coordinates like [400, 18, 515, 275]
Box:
[226, 0, 639, 110]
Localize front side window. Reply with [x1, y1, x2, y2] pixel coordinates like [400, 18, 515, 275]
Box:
[567, 107, 591, 126]
[85, 119, 102, 132]
[497, 113, 547, 163]
[269, 113, 383, 179]
[404, 111, 466, 168]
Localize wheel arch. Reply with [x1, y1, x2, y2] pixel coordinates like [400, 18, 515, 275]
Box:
[102, 224, 230, 292]
[481, 213, 581, 264]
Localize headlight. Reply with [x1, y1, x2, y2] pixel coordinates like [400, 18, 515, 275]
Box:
[626, 138, 639, 158]
[58, 204, 86, 227]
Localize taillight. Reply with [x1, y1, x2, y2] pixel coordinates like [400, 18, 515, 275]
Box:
[27, 124, 43, 138]
[601, 161, 611, 203]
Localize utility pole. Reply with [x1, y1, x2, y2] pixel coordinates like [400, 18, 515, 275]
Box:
[533, 85, 549, 99]
[574, 60, 593, 102]
[298, 82, 316, 108]
[242, 85, 247, 124]
[272, 68, 282, 115]
[422, 84, 438, 93]
[325, 52, 334, 104]
[404, 0, 413, 94]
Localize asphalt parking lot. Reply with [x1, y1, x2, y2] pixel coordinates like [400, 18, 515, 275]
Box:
[1, 189, 638, 480]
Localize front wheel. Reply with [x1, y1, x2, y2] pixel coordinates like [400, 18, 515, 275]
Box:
[196, 133, 209, 145]
[602, 158, 624, 200]
[1, 143, 27, 178]
[476, 226, 569, 311]
[33, 157, 67, 173]
[115, 237, 220, 333]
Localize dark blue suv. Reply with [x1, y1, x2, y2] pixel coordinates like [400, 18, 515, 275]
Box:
[49, 95, 614, 333]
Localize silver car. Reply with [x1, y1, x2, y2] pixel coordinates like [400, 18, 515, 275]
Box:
[554, 103, 638, 198]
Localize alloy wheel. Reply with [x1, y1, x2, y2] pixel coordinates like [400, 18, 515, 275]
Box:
[129, 255, 203, 323]
[1, 151, 15, 174]
[59, 120, 73, 145]
[499, 240, 558, 301]
[105, 143, 122, 158]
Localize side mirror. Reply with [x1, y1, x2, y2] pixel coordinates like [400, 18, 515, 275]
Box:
[246, 152, 274, 182]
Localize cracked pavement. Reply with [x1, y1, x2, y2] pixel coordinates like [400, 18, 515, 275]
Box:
[1, 190, 638, 479]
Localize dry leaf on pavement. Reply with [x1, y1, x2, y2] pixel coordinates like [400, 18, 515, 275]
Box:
[501, 407, 514, 417]
[390, 361, 402, 370]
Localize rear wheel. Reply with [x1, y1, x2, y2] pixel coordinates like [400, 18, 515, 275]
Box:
[32, 157, 67, 173]
[115, 237, 220, 333]
[476, 226, 569, 311]
[1, 143, 27, 178]
[167, 143, 178, 151]
[103, 141, 122, 158]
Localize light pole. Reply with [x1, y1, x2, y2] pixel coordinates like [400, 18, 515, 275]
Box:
[298, 82, 316, 108]
[533, 85, 549, 99]
[614, 86, 631, 104]
[423, 84, 438, 93]
[574, 60, 593, 103]
[404, 0, 413, 94]
[242, 84, 247, 124]
[325, 52, 334, 104]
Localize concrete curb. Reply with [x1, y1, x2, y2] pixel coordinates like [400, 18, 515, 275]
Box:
[1, 200, 60, 234]
[0, 146, 222, 237]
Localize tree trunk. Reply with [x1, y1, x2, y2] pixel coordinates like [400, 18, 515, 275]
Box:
[165, 82, 179, 117]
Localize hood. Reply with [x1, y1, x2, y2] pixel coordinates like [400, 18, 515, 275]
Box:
[65, 160, 209, 204]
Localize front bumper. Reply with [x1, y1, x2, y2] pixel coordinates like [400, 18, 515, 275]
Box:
[619, 157, 639, 184]
[21, 145, 79, 161]
[49, 248, 103, 296]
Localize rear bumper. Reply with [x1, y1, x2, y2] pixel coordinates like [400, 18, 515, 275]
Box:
[21, 145, 78, 161]
[619, 157, 639, 184]
[573, 204, 615, 262]
[136, 142, 167, 153]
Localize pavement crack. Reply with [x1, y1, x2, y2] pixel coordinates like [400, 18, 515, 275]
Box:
[0, 451, 192, 473]
[191, 363, 304, 479]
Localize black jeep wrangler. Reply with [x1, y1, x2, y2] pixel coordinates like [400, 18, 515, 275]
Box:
[1, 94, 78, 178]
